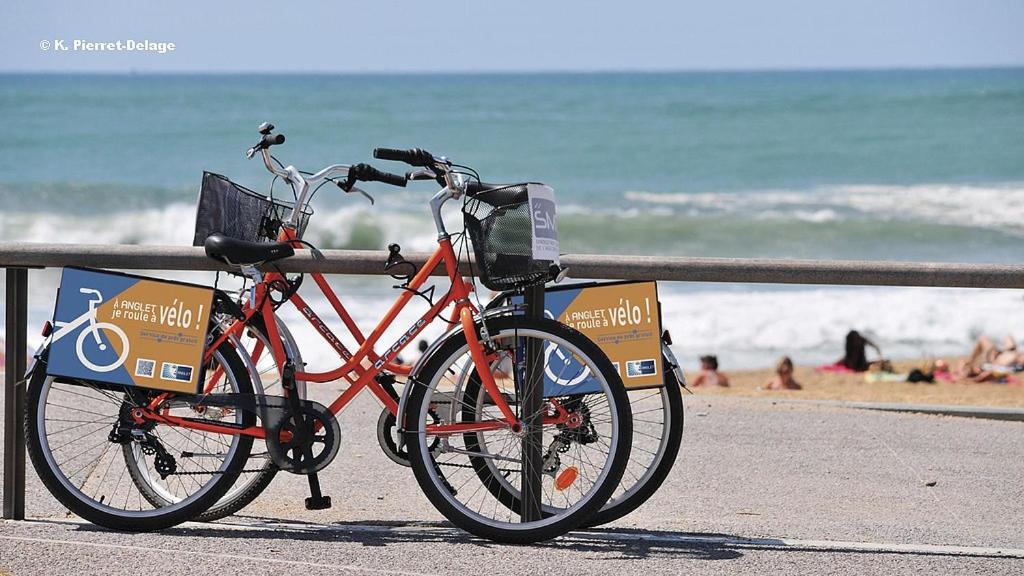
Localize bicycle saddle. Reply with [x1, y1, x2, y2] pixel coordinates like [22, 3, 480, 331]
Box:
[204, 233, 294, 266]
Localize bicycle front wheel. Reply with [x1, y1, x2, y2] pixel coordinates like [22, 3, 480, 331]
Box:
[405, 316, 632, 543]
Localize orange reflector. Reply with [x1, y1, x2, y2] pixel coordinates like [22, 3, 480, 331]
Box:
[554, 466, 579, 492]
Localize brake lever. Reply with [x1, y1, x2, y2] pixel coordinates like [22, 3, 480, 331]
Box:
[346, 185, 375, 205]
[407, 168, 438, 181]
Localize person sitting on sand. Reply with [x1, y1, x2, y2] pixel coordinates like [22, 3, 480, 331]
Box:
[691, 355, 730, 387]
[838, 330, 885, 372]
[765, 356, 802, 390]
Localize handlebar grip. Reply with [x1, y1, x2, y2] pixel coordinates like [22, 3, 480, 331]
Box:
[373, 147, 411, 161]
[262, 133, 285, 147]
[374, 169, 408, 187]
[372, 147, 434, 167]
[346, 163, 408, 188]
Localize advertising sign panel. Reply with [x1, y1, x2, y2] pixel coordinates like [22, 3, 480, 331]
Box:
[514, 281, 664, 396]
[47, 267, 214, 394]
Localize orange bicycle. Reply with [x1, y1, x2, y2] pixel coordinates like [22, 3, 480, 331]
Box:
[26, 123, 632, 543]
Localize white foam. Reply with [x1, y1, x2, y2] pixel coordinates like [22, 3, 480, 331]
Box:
[626, 182, 1024, 234]
[659, 285, 1024, 369]
[0, 202, 439, 250]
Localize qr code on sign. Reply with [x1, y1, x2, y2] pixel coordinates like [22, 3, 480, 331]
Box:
[135, 358, 156, 378]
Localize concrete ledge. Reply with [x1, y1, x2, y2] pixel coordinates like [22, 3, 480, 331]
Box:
[764, 398, 1024, 422]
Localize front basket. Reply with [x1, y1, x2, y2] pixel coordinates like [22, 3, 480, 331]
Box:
[192, 172, 311, 246]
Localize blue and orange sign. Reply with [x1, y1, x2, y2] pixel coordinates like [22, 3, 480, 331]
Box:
[513, 281, 663, 395]
[47, 267, 214, 393]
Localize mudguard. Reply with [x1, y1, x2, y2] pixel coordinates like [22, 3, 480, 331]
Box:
[396, 305, 521, 433]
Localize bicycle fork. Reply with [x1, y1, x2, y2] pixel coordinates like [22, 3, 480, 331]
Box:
[458, 309, 521, 428]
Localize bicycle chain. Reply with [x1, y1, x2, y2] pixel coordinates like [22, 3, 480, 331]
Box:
[437, 460, 520, 475]
[171, 462, 524, 476]
[166, 466, 273, 476]
[171, 457, 520, 471]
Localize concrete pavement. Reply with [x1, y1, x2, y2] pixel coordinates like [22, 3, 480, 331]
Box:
[2, 389, 1023, 575]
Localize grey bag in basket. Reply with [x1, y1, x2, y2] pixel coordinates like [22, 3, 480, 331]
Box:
[463, 183, 560, 291]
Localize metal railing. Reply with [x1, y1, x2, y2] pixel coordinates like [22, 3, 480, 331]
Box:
[4, 241, 1024, 519]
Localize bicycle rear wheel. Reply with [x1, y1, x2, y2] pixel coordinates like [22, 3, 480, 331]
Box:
[458, 351, 684, 527]
[123, 314, 306, 521]
[584, 363, 683, 526]
[26, 340, 255, 531]
[405, 316, 632, 543]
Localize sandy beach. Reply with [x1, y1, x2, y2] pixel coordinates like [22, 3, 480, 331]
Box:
[686, 358, 1024, 408]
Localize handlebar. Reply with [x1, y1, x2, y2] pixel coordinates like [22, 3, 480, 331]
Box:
[242, 121, 412, 225]
[246, 131, 286, 160]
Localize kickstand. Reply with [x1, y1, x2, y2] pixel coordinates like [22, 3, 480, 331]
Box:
[305, 472, 332, 510]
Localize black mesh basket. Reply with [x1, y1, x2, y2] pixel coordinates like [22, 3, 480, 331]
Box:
[463, 183, 556, 291]
[192, 171, 312, 246]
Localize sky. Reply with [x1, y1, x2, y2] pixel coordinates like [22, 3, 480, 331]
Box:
[1, 0, 1023, 73]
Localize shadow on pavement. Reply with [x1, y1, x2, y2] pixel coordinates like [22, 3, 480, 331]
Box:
[51, 517, 739, 561]
[42, 517, 1017, 562]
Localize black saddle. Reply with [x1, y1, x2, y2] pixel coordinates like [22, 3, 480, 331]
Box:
[204, 233, 294, 266]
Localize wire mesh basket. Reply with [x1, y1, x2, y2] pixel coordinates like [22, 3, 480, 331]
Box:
[192, 172, 312, 246]
[463, 183, 557, 291]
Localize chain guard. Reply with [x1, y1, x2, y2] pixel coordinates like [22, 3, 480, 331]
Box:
[376, 407, 441, 467]
[266, 402, 340, 475]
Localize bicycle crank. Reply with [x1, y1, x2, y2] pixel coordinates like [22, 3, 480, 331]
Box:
[266, 402, 341, 475]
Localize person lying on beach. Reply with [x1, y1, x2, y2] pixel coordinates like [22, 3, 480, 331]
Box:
[837, 330, 887, 372]
[957, 362, 1015, 384]
[764, 356, 802, 390]
[954, 335, 1024, 383]
[967, 335, 1023, 370]
[690, 355, 730, 387]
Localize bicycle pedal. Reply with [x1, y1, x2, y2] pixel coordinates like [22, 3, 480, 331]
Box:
[304, 495, 332, 510]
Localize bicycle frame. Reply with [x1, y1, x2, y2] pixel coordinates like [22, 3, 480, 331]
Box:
[136, 143, 572, 441]
[139, 223, 569, 441]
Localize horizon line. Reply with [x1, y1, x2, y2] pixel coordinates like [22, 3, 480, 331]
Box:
[2, 64, 1023, 76]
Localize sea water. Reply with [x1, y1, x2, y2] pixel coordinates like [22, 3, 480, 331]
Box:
[2, 70, 1023, 368]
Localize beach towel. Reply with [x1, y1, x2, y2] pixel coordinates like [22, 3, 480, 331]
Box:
[816, 362, 856, 373]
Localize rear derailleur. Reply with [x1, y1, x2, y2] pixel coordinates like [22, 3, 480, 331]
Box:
[541, 398, 599, 475]
[108, 418, 177, 479]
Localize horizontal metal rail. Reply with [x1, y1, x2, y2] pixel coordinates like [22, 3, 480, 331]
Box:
[2, 241, 1024, 288]
[4, 240, 1024, 520]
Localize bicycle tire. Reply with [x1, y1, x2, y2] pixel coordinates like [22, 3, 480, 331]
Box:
[25, 340, 256, 532]
[184, 316, 284, 522]
[584, 364, 683, 526]
[459, 353, 683, 526]
[405, 316, 632, 543]
[125, 315, 296, 522]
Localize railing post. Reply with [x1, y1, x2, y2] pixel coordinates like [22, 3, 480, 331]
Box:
[3, 267, 28, 520]
[520, 283, 545, 522]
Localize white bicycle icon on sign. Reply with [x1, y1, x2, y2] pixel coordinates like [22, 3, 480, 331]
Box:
[52, 288, 130, 373]
[542, 310, 592, 388]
